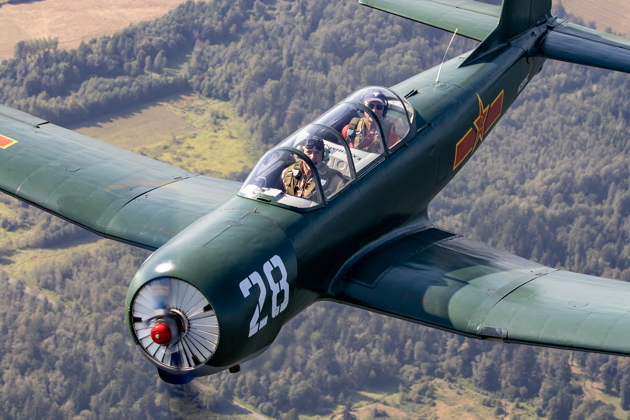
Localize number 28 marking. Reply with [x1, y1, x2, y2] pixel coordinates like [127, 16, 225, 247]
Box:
[239, 256, 289, 337]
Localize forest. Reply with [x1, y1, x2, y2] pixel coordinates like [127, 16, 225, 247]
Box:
[0, 0, 629, 419]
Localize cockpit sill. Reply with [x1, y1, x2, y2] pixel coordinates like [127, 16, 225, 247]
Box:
[239, 86, 425, 212]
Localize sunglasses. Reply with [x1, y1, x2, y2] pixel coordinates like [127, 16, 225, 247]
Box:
[367, 103, 384, 111]
[304, 142, 323, 151]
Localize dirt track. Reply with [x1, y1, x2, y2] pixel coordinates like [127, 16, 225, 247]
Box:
[0, 0, 185, 60]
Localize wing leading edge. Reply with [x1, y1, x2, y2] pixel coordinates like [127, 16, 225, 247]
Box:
[328, 227, 630, 356]
[0, 105, 241, 250]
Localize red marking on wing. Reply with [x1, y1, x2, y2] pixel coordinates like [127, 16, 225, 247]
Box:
[486, 90, 504, 131]
[453, 128, 475, 169]
[0, 135, 17, 149]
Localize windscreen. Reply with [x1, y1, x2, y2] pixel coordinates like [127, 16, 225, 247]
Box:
[239, 86, 417, 210]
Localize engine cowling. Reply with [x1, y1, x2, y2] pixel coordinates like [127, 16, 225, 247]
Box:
[125, 208, 298, 383]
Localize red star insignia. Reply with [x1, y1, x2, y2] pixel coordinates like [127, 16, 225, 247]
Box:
[473, 94, 489, 144]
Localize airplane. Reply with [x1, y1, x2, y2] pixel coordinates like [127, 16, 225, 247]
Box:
[1, 0, 630, 385]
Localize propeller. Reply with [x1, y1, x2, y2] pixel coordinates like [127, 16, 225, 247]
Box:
[131, 278, 219, 370]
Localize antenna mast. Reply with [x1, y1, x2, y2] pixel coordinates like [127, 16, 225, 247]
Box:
[436, 29, 458, 84]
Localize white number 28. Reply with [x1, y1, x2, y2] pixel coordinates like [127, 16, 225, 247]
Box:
[239, 256, 289, 337]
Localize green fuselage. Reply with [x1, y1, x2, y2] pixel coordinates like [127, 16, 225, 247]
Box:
[126, 40, 546, 378]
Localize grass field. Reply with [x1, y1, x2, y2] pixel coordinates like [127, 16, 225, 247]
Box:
[71, 96, 196, 150]
[0, 0, 186, 60]
[72, 94, 259, 179]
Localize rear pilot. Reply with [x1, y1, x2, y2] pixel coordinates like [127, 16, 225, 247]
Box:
[342, 90, 401, 152]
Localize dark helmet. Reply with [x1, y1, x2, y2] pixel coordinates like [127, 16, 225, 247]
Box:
[363, 90, 389, 117]
[300, 136, 324, 151]
[299, 136, 328, 164]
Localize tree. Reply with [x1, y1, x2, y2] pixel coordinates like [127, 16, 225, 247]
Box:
[144, 55, 153, 72]
[342, 402, 355, 420]
[547, 390, 573, 420]
[600, 361, 617, 395]
[284, 408, 298, 420]
[154, 50, 167, 73]
[473, 353, 500, 392]
[621, 373, 630, 410]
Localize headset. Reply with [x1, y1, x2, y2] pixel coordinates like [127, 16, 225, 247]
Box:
[300, 136, 330, 164]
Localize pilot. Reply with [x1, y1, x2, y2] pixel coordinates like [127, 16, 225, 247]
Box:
[281, 136, 345, 201]
[341, 90, 401, 151]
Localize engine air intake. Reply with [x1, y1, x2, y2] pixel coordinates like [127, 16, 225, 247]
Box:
[131, 278, 219, 370]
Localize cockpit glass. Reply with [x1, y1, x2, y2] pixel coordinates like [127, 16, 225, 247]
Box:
[401, 97, 415, 124]
[240, 149, 324, 208]
[239, 86, 417, 210]
[341, 86, 413, 149]
[313, 103, 385, 174]
[240, 125, 355, 207]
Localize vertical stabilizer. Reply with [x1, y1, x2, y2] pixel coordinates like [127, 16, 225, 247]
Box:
[463, 0, 552, 64]
[496, 0, 552, 40]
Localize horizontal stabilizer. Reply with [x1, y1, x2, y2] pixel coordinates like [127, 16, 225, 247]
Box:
[538, 20, 630, 74]
[359, 0, 500, 41]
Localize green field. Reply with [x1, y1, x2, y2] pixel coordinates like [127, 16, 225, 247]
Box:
[72, 94, 259, 179]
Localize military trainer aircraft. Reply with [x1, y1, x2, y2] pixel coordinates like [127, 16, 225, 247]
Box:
[1, 0, 630, 384]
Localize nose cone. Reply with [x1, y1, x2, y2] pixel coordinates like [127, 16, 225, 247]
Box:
[151, 323, 172, 345]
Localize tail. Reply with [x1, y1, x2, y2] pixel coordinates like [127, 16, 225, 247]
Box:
[358, 0, 550, 43]
[360, 0, 630, 74]
[462, 0, 552, 64]
[494, 0, 552, 41]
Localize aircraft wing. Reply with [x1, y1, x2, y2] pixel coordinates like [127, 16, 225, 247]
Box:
[0, 105, 241, 250]
[328, 227, 630, 355]
[359, 0, 500, 41]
